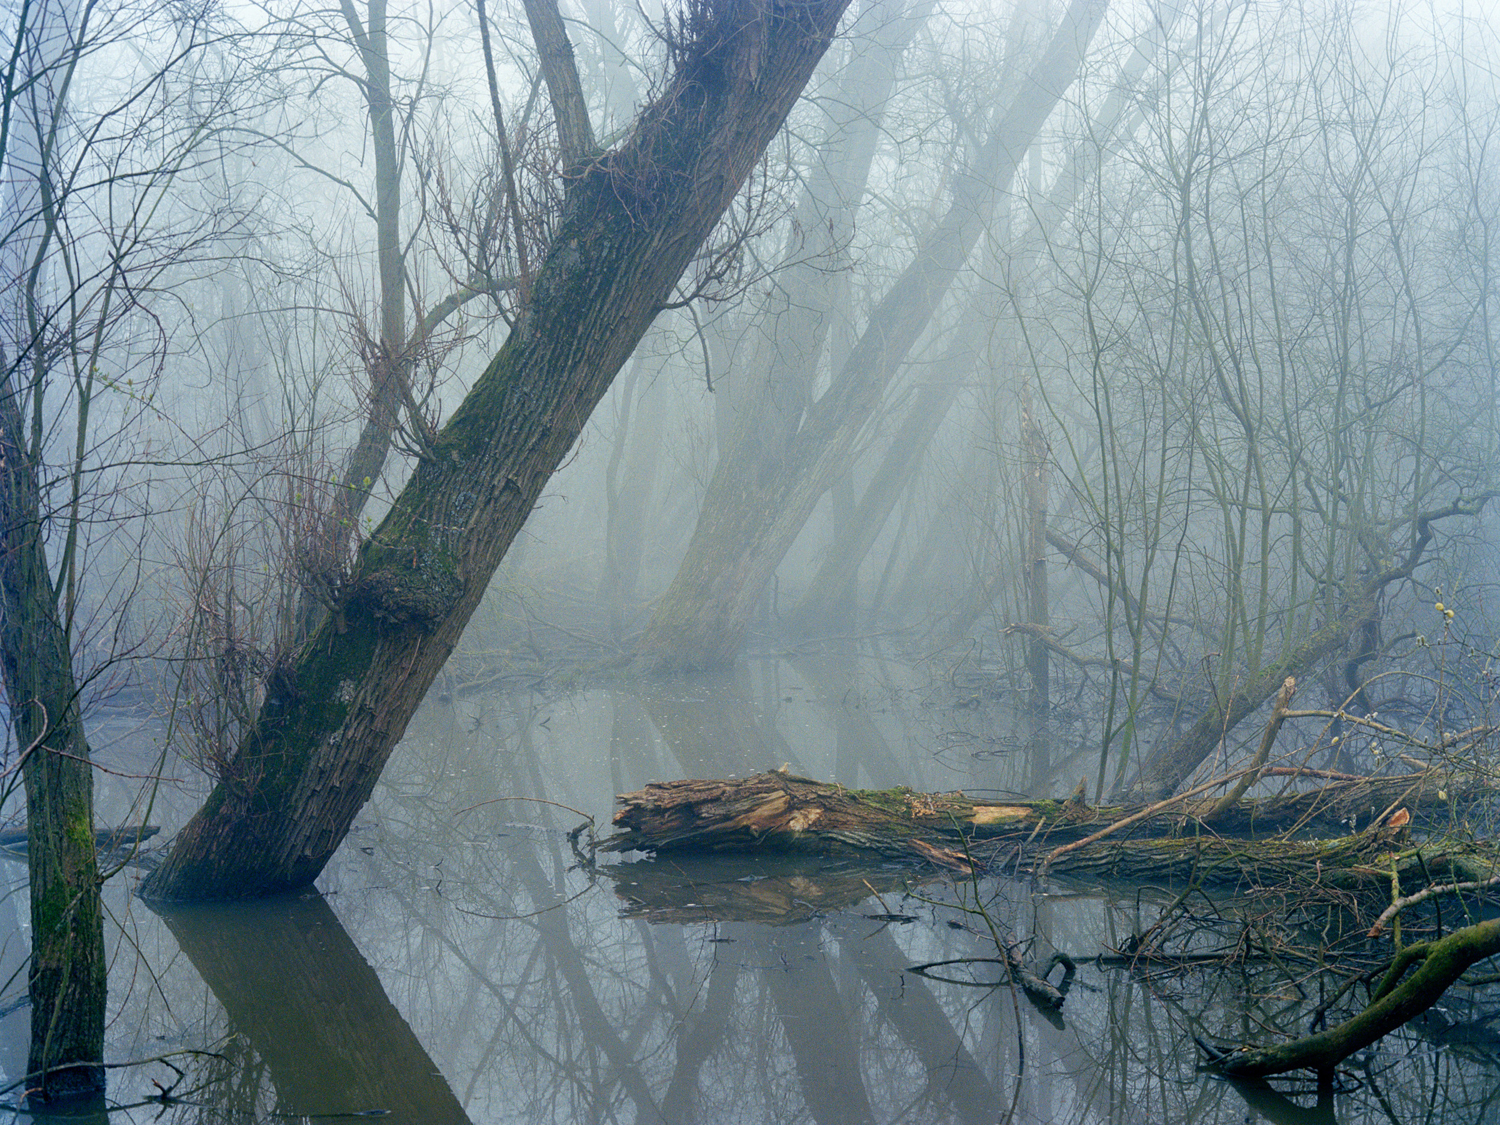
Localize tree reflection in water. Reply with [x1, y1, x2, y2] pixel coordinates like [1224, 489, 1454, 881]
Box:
[76, 658, 1500, 1124]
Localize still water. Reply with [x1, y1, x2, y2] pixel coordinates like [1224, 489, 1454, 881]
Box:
[2, 650, 1496, 1123]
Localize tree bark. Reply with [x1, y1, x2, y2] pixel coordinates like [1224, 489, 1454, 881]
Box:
[601, 768, 1477, 889]
[0, 0, 107, 1095]
[141, 0, 856, 901]
[0, 389, 105, 1101]
[522, 0, 598, 171]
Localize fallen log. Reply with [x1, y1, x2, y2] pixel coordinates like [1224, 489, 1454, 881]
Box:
[603, 770, 1500, 894]
[604, 770, 1062, 867]
[605, 772, 1500, 1082]
[606, 770, 1459, 855]
[0, 824, 158, 855]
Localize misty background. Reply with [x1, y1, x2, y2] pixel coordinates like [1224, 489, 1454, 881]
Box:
[23, 0, 1490, 795]
[4, 0, 1500, 1118]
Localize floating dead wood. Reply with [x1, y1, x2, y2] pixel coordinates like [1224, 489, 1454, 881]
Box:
[606, 770, 1500, 1080]
[603, 770, 1492, 892]
[0, 824, 158, 856]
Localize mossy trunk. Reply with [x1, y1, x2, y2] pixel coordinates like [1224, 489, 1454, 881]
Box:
[0, 397, 104, 1100]
[141, 0, 854, 901]
[19, 729, 105, 1102]
[1205, 918, 1500, 1080]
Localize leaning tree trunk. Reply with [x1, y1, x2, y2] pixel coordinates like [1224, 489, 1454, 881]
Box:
[791, 9, 1172, 635]
[141, 0, 856, 901]
[640, 0, 1108, 672]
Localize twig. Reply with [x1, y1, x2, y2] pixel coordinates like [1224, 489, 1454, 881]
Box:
[1368, 873, 1500, 937]
[456, 795, 594, 825]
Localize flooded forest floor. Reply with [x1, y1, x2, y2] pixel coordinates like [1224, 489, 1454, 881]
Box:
[4, 635, 1499, 1124]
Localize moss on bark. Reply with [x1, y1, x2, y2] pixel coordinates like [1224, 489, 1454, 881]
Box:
[143, 0, 858, 902]
[1203, 918, 1500, 1080]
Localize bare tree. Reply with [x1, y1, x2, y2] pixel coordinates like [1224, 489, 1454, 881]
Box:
[1005, 0, 1498, 798]
[141, 0, 857, 900]
[638, 0, 1108, 671]
[0, 0, 234, 1097]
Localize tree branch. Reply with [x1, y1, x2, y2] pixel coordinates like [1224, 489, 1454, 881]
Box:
[477, 0, 533, 306]
[521, 0, 597, 172]
[1200, 918, 1500, 1080]
[1205, 676, 1295, 819]
[1368, 873, 1500, 937]
[1002, 621, 1179, 703]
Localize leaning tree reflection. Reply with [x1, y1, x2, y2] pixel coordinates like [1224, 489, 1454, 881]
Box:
[96, 673, 1500, 1124]
[152, 895, 471, 1125]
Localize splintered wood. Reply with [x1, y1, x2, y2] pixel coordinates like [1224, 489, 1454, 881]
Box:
[603, 769, 1491, 890]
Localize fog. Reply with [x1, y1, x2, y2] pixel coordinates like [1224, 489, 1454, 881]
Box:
[10, 0, 1498, 708]
[2, 0, 1500, 1115]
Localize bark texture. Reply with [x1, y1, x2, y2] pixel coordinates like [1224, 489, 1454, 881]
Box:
[142, 0, 855, 901]
[0, 395, 105, 1099]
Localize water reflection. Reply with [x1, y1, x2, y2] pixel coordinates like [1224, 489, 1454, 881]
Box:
[47, 653, 1500, 1122]
[604, 853, 926, 925]
[153, 894, 470, 1124]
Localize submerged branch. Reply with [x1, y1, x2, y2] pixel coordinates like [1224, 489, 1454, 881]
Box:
[1200, 918, 1500, 1080]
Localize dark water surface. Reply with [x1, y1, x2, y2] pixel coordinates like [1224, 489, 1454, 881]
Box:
[2, 652, 1496, 1123]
